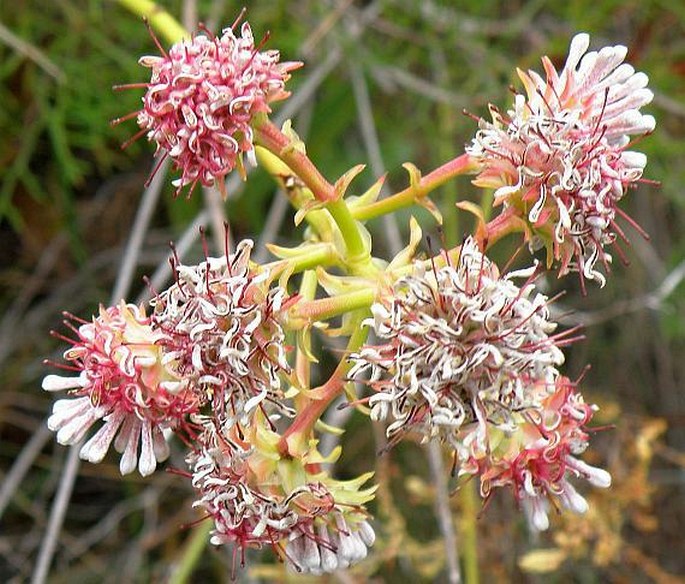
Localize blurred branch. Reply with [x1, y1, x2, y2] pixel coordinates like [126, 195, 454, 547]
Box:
[111, 155, 169, 303]
[426, 443, 462, 584]
[0, 21, 65, 83]
[653, 92, 685, 119]
[0, 425, 52, 522]
[348, 62, 403, 254]
[560, 258, 685, 327]
[370, 64, 468, 106]
[31, 444, 81, 584]
[64, 489, 160, 561]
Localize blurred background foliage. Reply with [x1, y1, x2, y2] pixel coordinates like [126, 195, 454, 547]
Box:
[0, 0, 684, 582]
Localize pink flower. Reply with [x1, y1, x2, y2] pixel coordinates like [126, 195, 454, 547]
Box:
[188, 416, 375, 575]
[350, 238, 570, 448]
[131, 21, 300, 196]
[467, 33, 654, 286]
[42, 302, 199, 476]
[188, 428, 304, 554]
[150, 240, 292, 427]
[460, 377, 611, 531]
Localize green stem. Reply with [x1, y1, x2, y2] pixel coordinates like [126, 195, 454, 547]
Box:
[351, 153, 476, 222]
[117, 0, 189, 44]
[261, 242, 338, 280]
[326, 199, 373, 273]
[280, 310, 369, 455]
[461, 481, 480, 584]
[255, 146, 335, 241]
[289, 288, 375, 327]
[168, 519, 213, 584]
[254, 118, 374, 275]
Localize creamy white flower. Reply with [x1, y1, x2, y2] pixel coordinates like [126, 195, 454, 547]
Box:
[351, 238, 566, 448]
[151, 239, 292, 428]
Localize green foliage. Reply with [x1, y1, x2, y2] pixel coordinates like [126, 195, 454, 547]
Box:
[0, 1, 150, 231]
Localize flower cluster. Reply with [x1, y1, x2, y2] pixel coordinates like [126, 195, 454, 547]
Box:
[43, 240, 290, 476]
[459, 377, 611, 531]
[350, 237, 566, 448]
[43, 302, 199, 476]
[188, 414, 376, 575]
[467, 33, 655, 285]
[150, 240, 291, 427]
[135, 22, 300, 194]
[351, 239, 609, 527]
[40, 18, 655, 578]
[43, 237, 379, 569]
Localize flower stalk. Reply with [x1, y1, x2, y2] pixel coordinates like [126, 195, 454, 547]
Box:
[261, 242, 339, 280]
[280, 309, 369, 457]
[253, 115, 337, 203]
[288, 288, 376, 327]
[116, 0, 188, 44]
[254, 146, 335, 239]
[254, 116, 375, 275]
[351, 153, 477, 221]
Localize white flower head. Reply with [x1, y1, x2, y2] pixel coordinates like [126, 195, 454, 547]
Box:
[151, 239, 292, 428]
[351, 238, 568, 448]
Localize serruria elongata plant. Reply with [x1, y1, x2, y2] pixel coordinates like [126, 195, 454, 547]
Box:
[42, 3, 655, 579]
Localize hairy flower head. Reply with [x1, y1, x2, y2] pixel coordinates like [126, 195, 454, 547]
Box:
[131, 20, 300, 195]
[467, 33, 654, 286]
[350, 238, 569, 449]
[42, 302, 199, 476]
[458, 377, 611, 531]
[150, 239, 291, 427]
[188, 414, 376, 575]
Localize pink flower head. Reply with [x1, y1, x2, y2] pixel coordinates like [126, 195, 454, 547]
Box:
[188, 416, 376, 575]
[350, 238, 572, 449]
[132, 20, 301, 196]
[150, 240, 292, 427]
[461, 377, 611, 531]
[42, 302, 199, 476]
[467, 33, 655, 286]
[188, 427, 305, 558]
